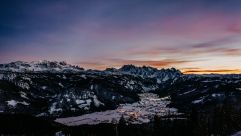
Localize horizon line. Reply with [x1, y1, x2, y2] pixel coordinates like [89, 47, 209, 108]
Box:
[1, 60, 241, 75]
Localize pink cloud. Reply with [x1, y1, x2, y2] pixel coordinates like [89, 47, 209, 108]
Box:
[82, 10, 240, 41]
[160, 11, 241, 39]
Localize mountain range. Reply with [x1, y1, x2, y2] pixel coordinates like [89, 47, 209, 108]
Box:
[0, 61, 241, 122]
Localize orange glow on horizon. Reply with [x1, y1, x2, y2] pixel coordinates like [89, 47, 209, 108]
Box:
[181, 68, 241, 74]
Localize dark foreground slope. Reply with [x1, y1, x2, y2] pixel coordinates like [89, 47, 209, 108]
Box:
[0, 113, 193, 136]
[0, 113, 61, 135]
[1, 112, 240, 136]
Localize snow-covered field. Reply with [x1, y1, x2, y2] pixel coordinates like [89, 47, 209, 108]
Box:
[55, 93, 179, 126]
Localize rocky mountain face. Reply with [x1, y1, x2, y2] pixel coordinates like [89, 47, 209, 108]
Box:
[107, 64, 181, 83]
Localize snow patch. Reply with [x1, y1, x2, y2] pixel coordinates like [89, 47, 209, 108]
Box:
[22, 77, 31, 82]
[86, 99, 92, 105]
[42, 86, 47, 90]
[49, 102, 62, 114]
[90, 85, 94, 90]
[21, 101, 30, 106]
[76, 99, 85, 104]
[80, 75, 86, 79]
[192, 98, 204, 104]
[112, 96, 116, 100]
[179, 89, 196, 96]
[211, 93, 224, 98]
[93, 95, 104, 107]
[20, 91, 29, 99]
[7, 100, 17, 107]
[162, 75, 169, 81]
[6, 100, 29, 107]
[58, 83, 64, 88]
[17, 82, 30, 90]
[157, 79, 162, 84]
[232, 131, 241, 136]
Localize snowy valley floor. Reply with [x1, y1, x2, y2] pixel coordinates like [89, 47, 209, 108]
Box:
[55, 93, 180, 126]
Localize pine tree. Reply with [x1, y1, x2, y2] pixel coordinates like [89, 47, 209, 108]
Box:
[118, 115, 127, 136]
[153, 114, 161, 136]
[119, 115, 126, 126]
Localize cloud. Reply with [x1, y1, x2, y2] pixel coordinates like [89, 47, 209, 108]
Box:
[127, 47, 179, 56]
[75, 61, 107, 70]
[190, 36, 241, 56]
[221, 48, 241, 56]
[161, 10, 241, 39]
[227, 23, 241, 34]
[191, 36, 236, 48]
[125, 36, 241, 58]
[111, 59, 191, 67]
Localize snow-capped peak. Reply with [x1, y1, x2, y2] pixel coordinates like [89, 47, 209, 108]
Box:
[0, 60, 84, 73]
[112, 65, 181, 82]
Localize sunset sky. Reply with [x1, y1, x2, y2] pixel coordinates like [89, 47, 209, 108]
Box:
[1, 0, 241, 74]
